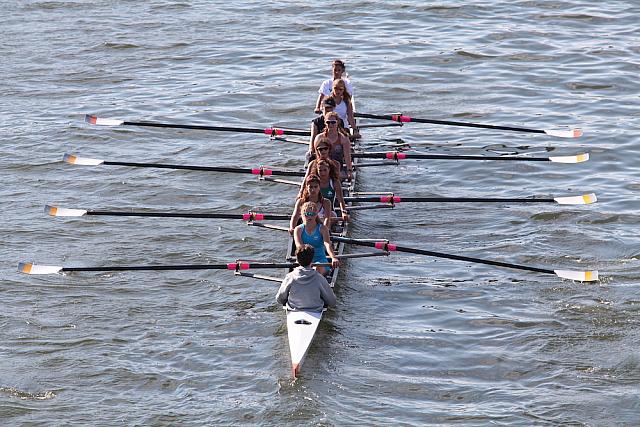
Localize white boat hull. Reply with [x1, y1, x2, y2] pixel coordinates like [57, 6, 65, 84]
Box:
[286, 309, 323, 377]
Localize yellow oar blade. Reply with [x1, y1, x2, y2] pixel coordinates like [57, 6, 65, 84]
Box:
[554, 269, 599, 282]
[554, 193, 598, 205]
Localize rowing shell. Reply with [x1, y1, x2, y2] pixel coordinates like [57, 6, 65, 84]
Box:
[284, 137, 357, 379]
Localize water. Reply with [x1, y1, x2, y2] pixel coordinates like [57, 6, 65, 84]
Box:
[2, 0, 639, 425]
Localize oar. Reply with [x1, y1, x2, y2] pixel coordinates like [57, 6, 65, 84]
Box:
[345, 194, 597, 205]
[44, 205, 290, 221]
[353, 151, 589, 163]
[354, 112, 582, 138]
[63, 154, 306, 177]
[85, 114, 311, 136]
[18, 261, 296, 275]
[332, 237, 598, 282]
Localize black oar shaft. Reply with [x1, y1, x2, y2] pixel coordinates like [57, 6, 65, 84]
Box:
[102, 161, 305, 177]
[352, 152, 549, 161]
[86, 211, 289, 220]
[61, 262, 295, 272]
[121, 121, 311, 136]
[354, 112, 545, 134]
[332, 237, 555, 275]
[345, 196, 555, 203]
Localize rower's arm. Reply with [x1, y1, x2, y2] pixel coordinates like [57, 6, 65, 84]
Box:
[309, 122, 318, 155]
[346, 101, 359, 137]
[289, 201, 302, 233]
[314, 93, 324, 114]
[334, 178, 347, 213]
[321, 225, 337, 260]
[276, 276, 292, 306]
[342, 136, 353, 178]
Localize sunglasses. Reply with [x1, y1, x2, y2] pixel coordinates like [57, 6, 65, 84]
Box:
[326, 120, 337, 124]
[317, 146, 329, 152]
[304, 211, 317, 217]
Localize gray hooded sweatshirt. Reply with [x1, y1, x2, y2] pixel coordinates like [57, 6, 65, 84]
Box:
[276, 266, 337, 312]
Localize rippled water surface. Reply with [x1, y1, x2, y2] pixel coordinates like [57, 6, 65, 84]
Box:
[2, 0, 639, 425]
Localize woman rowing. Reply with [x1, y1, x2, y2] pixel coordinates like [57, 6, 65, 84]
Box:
[308, 97, 345, 160]
[290, 174, 334, 233]
[328, 78, 359, 139]
[314, 59, 353, 114]
[311, 158, 348, 223]
[293, 201, 339, 275]
[313, 112, 353, 180]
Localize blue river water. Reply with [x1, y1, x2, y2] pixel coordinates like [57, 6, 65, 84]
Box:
[2, 1, 639, 425]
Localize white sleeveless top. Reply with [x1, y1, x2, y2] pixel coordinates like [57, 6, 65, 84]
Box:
[333, 99, 349, 129]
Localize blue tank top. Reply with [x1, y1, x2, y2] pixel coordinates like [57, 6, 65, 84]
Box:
[301, 223, 328, 263]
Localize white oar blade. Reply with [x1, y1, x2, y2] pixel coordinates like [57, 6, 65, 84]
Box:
[554, 193, 597, 205]
[63, 153, 104, 166]
[45, 205, 88, 217]
[18, 262, 63, 275]
[85, 114, 124, 126]
[554, 269, 599, 282]
[544, 128, 583, 138]
[548, 153, 589, 163]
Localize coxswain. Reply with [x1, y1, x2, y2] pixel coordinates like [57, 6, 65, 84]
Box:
[293, 201, 339, 276]
[276, 244, 337, 312]
[290, 175, 334, 233]
[314, 59, 353, 114]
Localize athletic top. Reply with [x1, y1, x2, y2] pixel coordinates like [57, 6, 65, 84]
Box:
[333, 99, 350, 129]
[320, 179, 336, 205]
[300, 224, 328, 264]
[318, 77, 353, 96]
[330, 139, 345, 166]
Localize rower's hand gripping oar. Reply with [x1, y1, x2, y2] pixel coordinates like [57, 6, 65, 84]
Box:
[354, 112, 582, 138]
[85, 114, 311, 136]
[332, 237, 598, 282]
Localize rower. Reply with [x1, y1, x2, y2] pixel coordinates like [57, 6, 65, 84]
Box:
[290, 175, 334, 233]
[306, 138, 343, 183]
[328, 79, 359, 139]
[293, 201, 339, 276]
[276, 244, 337, 312]
[313, 112, 353, 181]
[314, 59, 353, 114]
[311, 158, 348, 224]
[308, 97, 345, 160]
